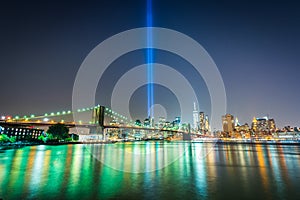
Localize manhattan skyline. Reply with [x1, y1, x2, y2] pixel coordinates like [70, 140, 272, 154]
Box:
[0, 0, 299, 129]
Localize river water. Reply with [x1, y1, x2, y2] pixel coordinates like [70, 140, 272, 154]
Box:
[1, 142, 300, 199]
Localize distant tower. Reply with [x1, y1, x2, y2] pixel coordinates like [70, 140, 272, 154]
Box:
[150, 117, 155, 127]
[222, 114, 235, 133]
[199, 112, 205, 133]
[205, 115, 210, 132]
[251, 117, 257, 132]
[158, 117, 166, 129]
[235, 117, 240, 127]
[193, 102, 199, 130]
[268, 119, 276, 132]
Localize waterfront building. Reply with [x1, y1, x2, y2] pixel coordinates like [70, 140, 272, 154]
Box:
[222, 114, 235, 134]
[252, 117, 257, 132]
[165, 121, 171, 128]
[171, 117, 181, 129]
[0, 125, 44, 141]
[158, 117, 166, 129]
[174, 117, 181, 126]
[199, 112, 205, 133]
[234, 123, 251, 138]
[252, 116, 276, 133]
[257, 118, 268, 132]
[235, 123, 250, 132]
[283, 126, 292, 132]
[268, 119, 276, 132]
[150, 117, 154, 127]
[144, 118, 150, 127]
[135, 119, 142, 126]
[205, 115, 210, 132]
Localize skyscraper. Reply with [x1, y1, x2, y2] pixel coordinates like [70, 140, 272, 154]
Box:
[222, 114, 235, 133]
[235, 117, 240, 127]
[268, 119, 276, 132]
[174, 116, 181, 126]
[252, 116, 276, 133]
[205, 115, 210, 132]
[252, 117, 257, 132]
[158, 117, 166, 129]
[193, 102, 199, 130]
[199, 112, 205, 133]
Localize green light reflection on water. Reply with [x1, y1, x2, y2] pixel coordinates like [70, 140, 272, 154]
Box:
[1, 143, 300, 199]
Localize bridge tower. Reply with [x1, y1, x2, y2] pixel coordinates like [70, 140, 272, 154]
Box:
[183, 123, 192, 140]
[90, 105, 105, 135]
[92, 105, 105, 126]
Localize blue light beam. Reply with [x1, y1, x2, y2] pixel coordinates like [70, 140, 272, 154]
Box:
[147, 0, 154, 118]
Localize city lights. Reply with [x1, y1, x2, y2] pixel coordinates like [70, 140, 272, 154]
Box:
[0, 104, 299, 143]
[43, 118, 49, 122]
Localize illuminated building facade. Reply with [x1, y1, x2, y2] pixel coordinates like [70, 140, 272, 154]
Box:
[252, 116, 276, 133]
[205, 115, 210, 132]
[235, 117, 240, 127]
[193, 102, 199, 130]
[222, 114, 235, 133]
[173, 117, 181, 127]
[257, 118, 268, 132]
[158, 117, 166, 128]
[235, 123, 250, 132]
[252, 117, 257, 132]
[144, 118, 150, 127]
[150, 117, 154, 127]
[268, 119, 276, 132]
[0, 125, 44, 141]
[199, 112, 205, 133]
[165, 121, 171, 128]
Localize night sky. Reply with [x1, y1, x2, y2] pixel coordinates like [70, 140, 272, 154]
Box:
[0, 0, 299, 129]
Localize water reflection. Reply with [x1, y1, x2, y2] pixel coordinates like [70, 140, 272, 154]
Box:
[1, 142, 300, 199]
